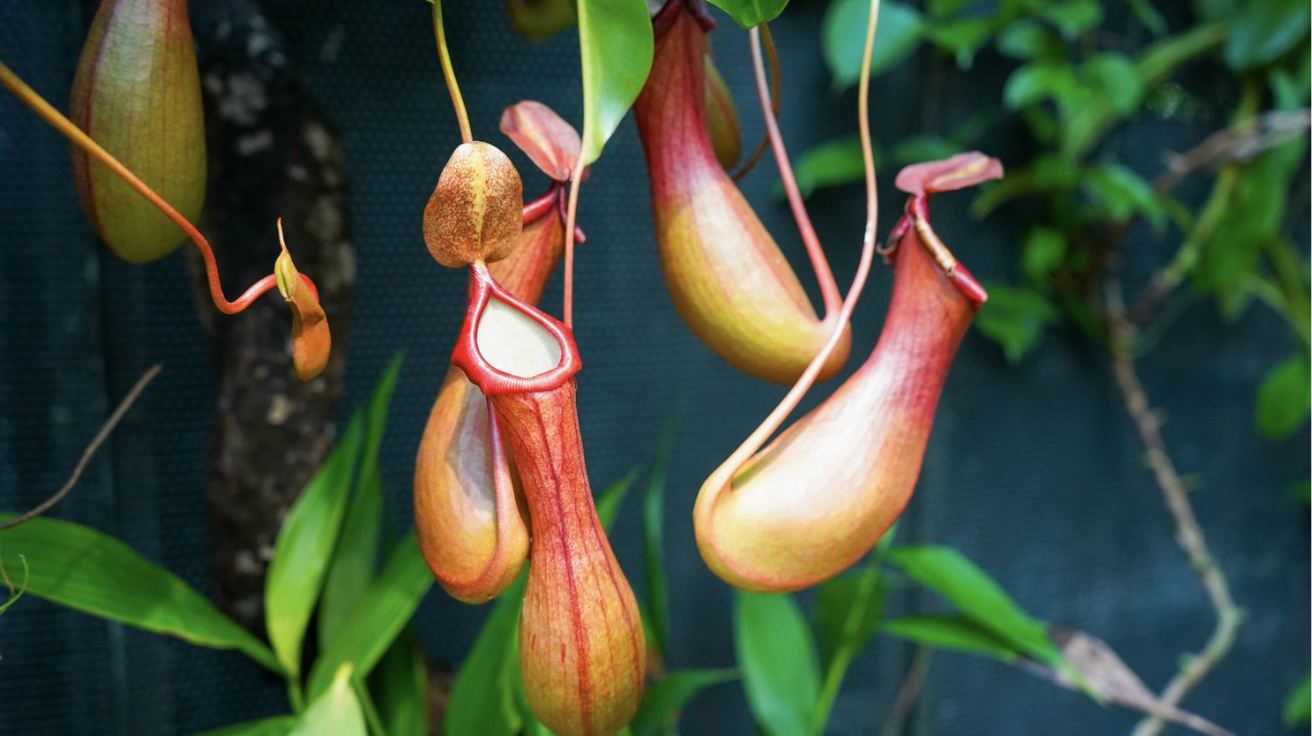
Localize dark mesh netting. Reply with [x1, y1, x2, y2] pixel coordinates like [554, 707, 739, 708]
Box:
[0, 1, 1307, 734]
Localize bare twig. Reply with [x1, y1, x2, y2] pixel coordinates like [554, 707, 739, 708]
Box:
[878, 647, 933, 736]
[1103, 286, 1243, 736]
[0, 364, 161, 532]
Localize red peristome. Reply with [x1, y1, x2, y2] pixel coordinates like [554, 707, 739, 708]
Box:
[450, 262, 581, 397]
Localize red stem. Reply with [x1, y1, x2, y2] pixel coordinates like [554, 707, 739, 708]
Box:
[749, 28, 842, 316]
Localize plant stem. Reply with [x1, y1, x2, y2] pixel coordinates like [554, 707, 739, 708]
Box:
[0, 365, 161, 531]
[749, 26, 841, 316]
[286, 678, 305, 713]
[809, 552, 885, 736]
[1104, 285, 1244, 736]
[877, 647, 933, 736]
[562, 156, 585, 327]
[710, 0, 882, 486]
[0, 59, 283, 315]
[431, 0, 473, 144]
[730, 22, 780, 183]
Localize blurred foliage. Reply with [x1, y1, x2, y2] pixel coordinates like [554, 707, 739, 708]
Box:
[797, 0, 1310, 443]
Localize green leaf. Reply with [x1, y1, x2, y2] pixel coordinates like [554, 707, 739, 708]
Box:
[1003, 62, 1079, 110]
[887, 546, 1060, 666]
[1080, 53, 1143, 116]
[881, 615, 1019, 661]
[1223, 0, 1310, 71]
[1284, 671, 1311, 727]
[1255, 354, 1311, 438]
[321, 355, 404, 649]
[734, 591, 820, 736]
[596, 471, 637, 532]
[577, 0, 654, 165]
[926, 18, 995, 68]
[644, 415, 679, 656]
[0, 515, 281, 673]
[777, 135, 869, 200]
[1041, 0, 1103, 39]
[307, 534, 434, 699]
[265, 413, 365, 676]
[996, 21, 1066, 60]
[1082, 164, 1164, 229]
[706, 0, 790, 27]
[974, 284, 1060, 364]
[1022, 227, 1067, 285]
[446, 574, 527, 736]
[291, 665, 367, 736]
[1293, 481, 1311, 503]
[813, 570, 887, 669]
[188, 716, 296, 736]
[823, 0, 923, 90]
[629, 668, 738, 736]
[372, 626, 429, 736]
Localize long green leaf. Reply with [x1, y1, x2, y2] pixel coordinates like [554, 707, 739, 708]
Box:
[307, 533, 433, 699]
[446, 574, 527, 736]
[372, 625, 430, 736]
[321, 356, 404, 648]
[644, 415, 679, 656]
[291, 665, 367, 736]
[0, 515, 281, 674]
[881, 614, 1019, 661]
[734, 591, 820, 736]
[577, 0, 653, 165]
[188, 716, 296, 736]
[265, 414, 366, 677]
[596, 472, 637, 532]
[887, 546, 1059, 666]
[706, 0, 790, 27]
[629, 668, 737, 736]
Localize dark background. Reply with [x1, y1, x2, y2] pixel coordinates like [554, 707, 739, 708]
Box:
[0, 1, 1307, 734]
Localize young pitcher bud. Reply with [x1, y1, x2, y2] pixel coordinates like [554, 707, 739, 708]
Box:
[424, 142, 524, 268]
[70, 0, 206, 263]
[275, 245, 331, 382]
[703, 53, 741, 170]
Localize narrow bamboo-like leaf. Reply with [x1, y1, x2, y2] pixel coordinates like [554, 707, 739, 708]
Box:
[813, 570, 888, 668]
[734, 591, 820, 736]
[881, 614, 1019, 661]
[307, 534, 433, 699]
[188, 716, 296, 736]
[705, 0, 790, 27]
[596, 471, 637, 532]
[887, 546, 1060, 666]
[320, 356, 404, 648]
[265, 413, 365, 677]
[644, 416, 679, 656]
[446, 574, 527, 736]
[372, 626, 429, 736]
[577, 0, 654, 165]
[0, 515, 281, 674]
[629, 668, 737, 736]
[291, 665, 367, 736]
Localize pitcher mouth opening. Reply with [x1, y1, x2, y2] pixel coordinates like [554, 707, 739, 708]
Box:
[451, 262, 582, 395]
